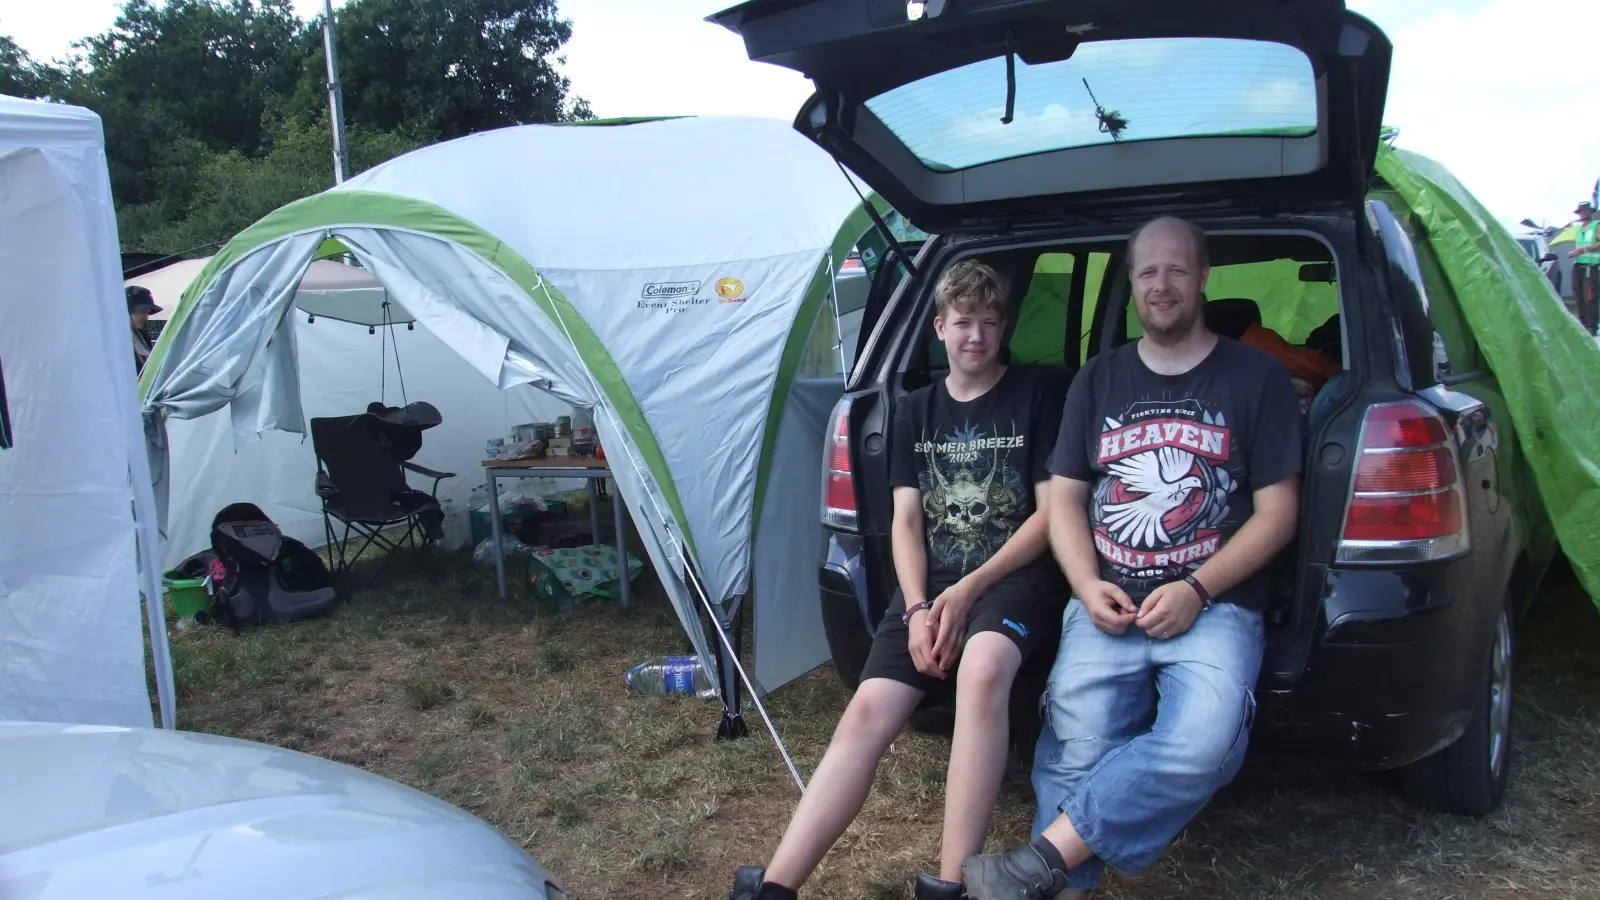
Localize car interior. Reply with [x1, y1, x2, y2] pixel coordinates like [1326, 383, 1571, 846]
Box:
[878, 232, 1351, 625]
[893, 233, 1347, 421]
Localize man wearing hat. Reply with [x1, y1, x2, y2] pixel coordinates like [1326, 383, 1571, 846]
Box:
[127, 285, 162, 375]
[1568, 201, 1600, 335]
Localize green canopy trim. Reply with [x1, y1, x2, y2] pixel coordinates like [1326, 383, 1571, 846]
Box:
[752, 193, 894, 533]
[139, 189, 698, 560]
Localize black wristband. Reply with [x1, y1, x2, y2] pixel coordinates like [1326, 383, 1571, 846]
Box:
[1184, 574, 1212, 608]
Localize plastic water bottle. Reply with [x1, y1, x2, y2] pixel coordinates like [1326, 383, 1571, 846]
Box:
[469, 484, 488, 512]
[625, 656, 719, 699]
[440, 498, 470, 550]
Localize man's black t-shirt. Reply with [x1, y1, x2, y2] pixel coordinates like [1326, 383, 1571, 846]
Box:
[1047, 338, 1303, 611]
[890, 365, 1066, 588]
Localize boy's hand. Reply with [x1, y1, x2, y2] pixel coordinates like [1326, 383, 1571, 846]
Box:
[1081, 580, 1138, 635]
[907, 606, 942, 677]
[929, 579, 980, 673]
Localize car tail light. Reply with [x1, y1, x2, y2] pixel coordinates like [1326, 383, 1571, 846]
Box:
[822, 397, 857, 531]
[1337, 400, 1469, 563]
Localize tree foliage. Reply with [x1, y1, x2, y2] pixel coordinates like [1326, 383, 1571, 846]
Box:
[293, 0, 592, 140]
[3, 0, 588, 254]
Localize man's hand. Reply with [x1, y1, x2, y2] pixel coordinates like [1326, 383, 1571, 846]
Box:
[1136, 579, 1205, 640]
[1081, 580, 1138, 635]
[928, 579, 980, 673]
[907, 606, 943, 678]
[1571, 248, 1582, 259]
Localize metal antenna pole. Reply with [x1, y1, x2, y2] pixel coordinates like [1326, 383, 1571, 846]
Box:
[322, 0, 351, 184]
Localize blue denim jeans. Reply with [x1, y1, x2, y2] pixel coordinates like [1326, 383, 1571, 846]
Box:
[1030, 598, 1264, 891]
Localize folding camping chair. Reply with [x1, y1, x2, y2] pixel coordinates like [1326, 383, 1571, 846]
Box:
[310, 402, 454, 586]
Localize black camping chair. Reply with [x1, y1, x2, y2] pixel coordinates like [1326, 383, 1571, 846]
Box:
[310, 402, 454, 585]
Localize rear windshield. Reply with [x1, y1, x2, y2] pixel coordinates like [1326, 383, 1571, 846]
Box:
[865, 37, 1318, 172]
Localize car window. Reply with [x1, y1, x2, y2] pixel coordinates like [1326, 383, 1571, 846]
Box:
[1077, 253, 1112, 363]
[1374, 199, 1481, 377]
[865, 37, 1317, 171]
[922, 250, 1109, 371]
[1123, 258, 1340, 345]
[1010, 254, 1074, 365]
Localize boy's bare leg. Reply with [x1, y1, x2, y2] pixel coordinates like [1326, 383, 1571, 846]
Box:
[763, 677, 925, 889]
[938, 632, 1023, 881]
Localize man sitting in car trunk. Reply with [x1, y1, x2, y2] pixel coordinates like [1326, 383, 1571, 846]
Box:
[729, 260, 1068, 900]
[962, 217, 1303, 899]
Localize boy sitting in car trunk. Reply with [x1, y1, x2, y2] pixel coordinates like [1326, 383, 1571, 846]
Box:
[729, 259, 1068, 900]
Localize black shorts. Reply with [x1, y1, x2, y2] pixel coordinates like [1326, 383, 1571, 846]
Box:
[859, 574, 1066, 705]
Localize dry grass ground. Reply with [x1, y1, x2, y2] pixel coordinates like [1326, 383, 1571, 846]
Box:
[163, 549, 1600, 899]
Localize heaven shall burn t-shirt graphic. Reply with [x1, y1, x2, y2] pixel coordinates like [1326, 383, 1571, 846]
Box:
[1090, 401, 1239, 589]
[916, 421, 1029, 575]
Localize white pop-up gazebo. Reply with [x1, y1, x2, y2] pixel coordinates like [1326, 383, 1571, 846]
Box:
[0, 95, 174, 729]
[128, 257, 579, 571]
[139, 116, 886, 747]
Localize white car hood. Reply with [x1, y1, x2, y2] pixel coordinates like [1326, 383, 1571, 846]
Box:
[0, 722, 558, 899]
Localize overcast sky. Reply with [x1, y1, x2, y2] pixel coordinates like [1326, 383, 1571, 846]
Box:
[1, 0, 1593, 228]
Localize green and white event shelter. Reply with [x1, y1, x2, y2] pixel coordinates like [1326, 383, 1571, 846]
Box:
[139, 116, 890, 731]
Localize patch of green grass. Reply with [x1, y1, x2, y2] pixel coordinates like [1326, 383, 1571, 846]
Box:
[414, 747, 461, 781]
[629, 831, 691, 873]
[547, 793, 586, 829]
[514, 761, 550, 790]
[401, 631, 436, 650]
[504, 718, 583, 763]
[540, 646, 576, 673]
[402, 674, 455, 710]
[462, 701, 497, 731]
[223, 633, 298, 686]
[291, 673, 325, 694]
[861, 873, 912, 900]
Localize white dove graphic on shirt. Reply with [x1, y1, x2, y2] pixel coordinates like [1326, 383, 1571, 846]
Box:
[1103, 446, 1205, 548]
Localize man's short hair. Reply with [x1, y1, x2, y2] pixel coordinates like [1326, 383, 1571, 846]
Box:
[934, 259, 1007, 320]
[1127, 216, 1210, 272]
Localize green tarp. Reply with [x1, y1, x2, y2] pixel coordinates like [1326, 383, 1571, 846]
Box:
[1375, 143, 1600, 610]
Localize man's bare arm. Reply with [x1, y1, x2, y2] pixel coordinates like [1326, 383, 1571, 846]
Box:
[1048, 475, 1104, 598]
[1190, 476, 1301, 597]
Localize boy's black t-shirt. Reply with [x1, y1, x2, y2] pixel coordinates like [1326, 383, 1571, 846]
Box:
[889, 365, 1067, 588]
[1047, 338, 1303, 611]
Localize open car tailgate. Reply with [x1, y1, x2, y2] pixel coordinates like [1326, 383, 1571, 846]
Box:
[710, 0, 1392, 232]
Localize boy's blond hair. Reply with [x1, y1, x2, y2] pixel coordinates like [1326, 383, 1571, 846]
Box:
[934, 259, 1007, 321]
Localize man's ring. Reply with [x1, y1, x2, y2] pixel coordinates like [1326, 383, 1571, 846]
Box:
[1161, 631, 1169, 639]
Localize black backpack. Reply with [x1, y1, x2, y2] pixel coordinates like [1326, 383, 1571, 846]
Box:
[208, 503, 340, 628]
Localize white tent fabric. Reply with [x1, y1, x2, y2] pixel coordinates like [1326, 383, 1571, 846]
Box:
[160, 316, 573, 571]
[141, 117, 875, 703]
[752, 378, 842, 690]
[0, 95, 173, 728]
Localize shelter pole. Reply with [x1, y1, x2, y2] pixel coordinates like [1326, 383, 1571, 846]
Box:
[827, 251, 846, 376]
[712, 598, 748, 741]
[321, 0, 351, 185]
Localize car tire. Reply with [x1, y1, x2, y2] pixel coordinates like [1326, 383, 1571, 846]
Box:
[1400, 600, 1515, 816]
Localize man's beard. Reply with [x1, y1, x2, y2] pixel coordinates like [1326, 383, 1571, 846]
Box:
[1138, 298, 1202, 346]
